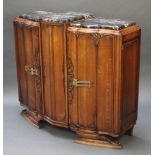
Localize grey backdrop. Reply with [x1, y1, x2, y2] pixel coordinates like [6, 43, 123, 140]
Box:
[4, 0, 151, 155]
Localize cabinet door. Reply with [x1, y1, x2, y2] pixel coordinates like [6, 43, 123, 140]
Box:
[68, 31, 115, 134]
[14, 18, 42, 114]
[41, 22, 68, 127]
[68, 33, 97, 130]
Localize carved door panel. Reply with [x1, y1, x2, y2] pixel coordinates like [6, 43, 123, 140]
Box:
[68, 32, 98, 130]
[73, 33, 97, 130]
[68, 31, 115, 133]
[41, 22, 68, 127]
[14, 18, 42, 114]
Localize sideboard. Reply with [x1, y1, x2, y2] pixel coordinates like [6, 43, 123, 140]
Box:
[13, 11, 141, 148]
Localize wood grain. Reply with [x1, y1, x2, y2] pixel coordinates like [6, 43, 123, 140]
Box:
[41, 22, 68, 127]
[14, 17, 141, 148]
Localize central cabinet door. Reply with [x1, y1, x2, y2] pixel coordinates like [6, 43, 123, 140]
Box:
[67, 31, 116, 134]
[41, 22, 68, 127]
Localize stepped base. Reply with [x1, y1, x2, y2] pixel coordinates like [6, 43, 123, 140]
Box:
[20, 110, 135, 149]
[75, 137, 122, 149]
[21, 109, 43, 128]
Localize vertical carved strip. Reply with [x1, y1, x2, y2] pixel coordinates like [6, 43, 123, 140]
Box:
[67, 57, 74, 105]
[33, 27, 41, 93]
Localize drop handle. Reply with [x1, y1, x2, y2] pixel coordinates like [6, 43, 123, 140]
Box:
[72, 79, 92, 88]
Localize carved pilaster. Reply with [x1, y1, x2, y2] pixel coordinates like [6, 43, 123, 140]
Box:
[67, 57, 74, 105]
[34, 46, 41, 93]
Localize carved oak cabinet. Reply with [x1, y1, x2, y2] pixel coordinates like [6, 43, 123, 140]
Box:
[13, 12, 141, 148]
[13, 11, 93, 127]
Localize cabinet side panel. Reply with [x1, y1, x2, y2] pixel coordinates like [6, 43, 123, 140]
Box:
[121, 38, 140, 132]
[41, 23, 67, 125]
[113, 35, 122, 135]
[52, 25, 67, 122]
[77, 34, 97, 130]
[24, 26, 36, 111]
[41, 23, 55, 118]
[97, 36, 114, 133]
[14, 22, 28, 106]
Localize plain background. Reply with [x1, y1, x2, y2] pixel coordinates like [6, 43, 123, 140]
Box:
[3, 0, 151, 155]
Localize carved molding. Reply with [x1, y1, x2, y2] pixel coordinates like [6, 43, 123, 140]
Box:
[72, 31, 112, 47]
[34, 47, 41, 93]
[14, 18, 40, 27]
[91, 33, 101, 46]
[91, 33, 112, 46]
[67, 57, 74, 105]
[73, 30, 82, 38]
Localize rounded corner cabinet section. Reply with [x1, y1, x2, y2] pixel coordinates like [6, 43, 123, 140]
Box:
[13, 12, 141, 149]
[67, 18, 141, 148]
[13, 18, 43, 127]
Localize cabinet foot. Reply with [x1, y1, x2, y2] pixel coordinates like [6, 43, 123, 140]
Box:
[21, 109, 42, 128]
[75, 136, 122, 149]
[125, 127, 133, 136]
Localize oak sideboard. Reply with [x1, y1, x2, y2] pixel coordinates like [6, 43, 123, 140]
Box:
[13, 11, 141, 148]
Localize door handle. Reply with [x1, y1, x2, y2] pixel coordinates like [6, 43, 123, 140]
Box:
[72, 79, 92, 88]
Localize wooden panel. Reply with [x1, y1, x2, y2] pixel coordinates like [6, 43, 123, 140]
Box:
[121, 38, 140, 130]
[52, 25, 66, 122]
[68, 32, 122, 135]
[31, 26, 42, 113]
[41, 23, 54, 118]
[67, 32, 78, 128]
[14, 23, 28, 106]
[112, 35, 122, 135]
[77, 34, 97, 130]
[41, 23, 67, 124]
[21, 21, 42, 114]
[24, 26, 36, 111]
[68, 32, 116, 133]
[97, 35, 114, 133]
[14, 19, 42, 114]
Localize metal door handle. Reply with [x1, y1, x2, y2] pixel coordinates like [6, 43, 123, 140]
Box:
[72, 79, 92, 88]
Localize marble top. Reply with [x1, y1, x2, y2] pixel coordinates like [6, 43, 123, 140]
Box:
[70, 18, 136, 30]
[19, 11, 94, 23]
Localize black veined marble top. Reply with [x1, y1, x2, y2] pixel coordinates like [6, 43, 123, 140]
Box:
[70, 18, 136, 30]
[19, 11, 94, 23]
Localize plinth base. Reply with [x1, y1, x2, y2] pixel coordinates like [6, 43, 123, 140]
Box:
[75, 137, 122, 149]
[21, 109, 42, 128]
